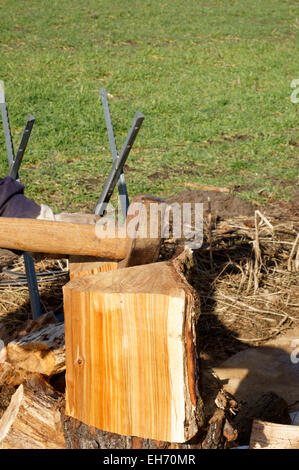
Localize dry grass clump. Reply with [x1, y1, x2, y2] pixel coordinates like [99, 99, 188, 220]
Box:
[189, 210, 299, 364]
[0, 256, 68, 336]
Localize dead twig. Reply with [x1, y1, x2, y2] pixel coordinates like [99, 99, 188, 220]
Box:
[208, 197, 214, 270]
[253, 211, 262, 292]
[288, 232, 299, 272]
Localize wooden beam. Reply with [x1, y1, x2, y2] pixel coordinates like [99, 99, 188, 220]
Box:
[63, 251, 201, 443]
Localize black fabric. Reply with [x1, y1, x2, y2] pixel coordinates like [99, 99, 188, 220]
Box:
[0, 176, 41, 219]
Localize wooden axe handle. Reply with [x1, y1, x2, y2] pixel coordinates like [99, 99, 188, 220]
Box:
[0, 217, 131, 260]
[0, 196, 166, 261]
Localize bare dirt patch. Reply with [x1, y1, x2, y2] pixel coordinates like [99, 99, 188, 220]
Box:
[167, 189, 255, 218]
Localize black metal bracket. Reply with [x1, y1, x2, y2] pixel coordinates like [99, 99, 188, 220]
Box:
[95, 88, 145, 217]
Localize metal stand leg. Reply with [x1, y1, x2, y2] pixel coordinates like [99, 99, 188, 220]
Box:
[95, 90, 144, 216]
[100, 88, 130, 219]
[23, 252, 42, 320]
[9, 114, 36, 180]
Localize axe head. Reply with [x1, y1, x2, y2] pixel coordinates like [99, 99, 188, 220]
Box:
[119, 194, 167, 268]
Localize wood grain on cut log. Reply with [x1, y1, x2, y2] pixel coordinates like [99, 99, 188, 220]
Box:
[69, 256, 118, 280]
[63, 250, 201, 443]
[6, 322, 65, 376]
[0, 383, 65, 449]
[250, 419, 299, 449]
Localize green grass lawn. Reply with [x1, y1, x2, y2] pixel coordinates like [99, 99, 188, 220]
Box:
[0, 0, 298, 212]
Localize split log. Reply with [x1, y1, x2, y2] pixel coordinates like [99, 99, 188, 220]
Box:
[9, 311, 58, 342]
[232, 392, 290, 445]
[69, 194, 165, 279]
[0, 194, 164, 260]
[0, 383, 65, 449]
[61, 370, 238, 449]
[0, 312, 64, 416]
[250, 419, 299, 449]
[6, 322, 65, 376]
[63, 250, 202, 443]
[0, 361, 63, 421]
[0, 361, 39, 388]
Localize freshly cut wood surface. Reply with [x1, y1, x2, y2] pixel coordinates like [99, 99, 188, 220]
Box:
[6, 323, 65, 376]
[0, 383, 65, 449]
[250, 419, 299, 449]
[69, 256, 118, 280]
[0, 217, 130, 259]
[63, 251, 201, 443]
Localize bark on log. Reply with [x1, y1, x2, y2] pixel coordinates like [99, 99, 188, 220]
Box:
[6, 322, 65, 376]
[63, 250, 203, 443]
[0, 383, 65, 449]
[62, 414, 189, 449]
